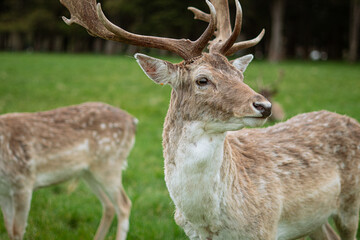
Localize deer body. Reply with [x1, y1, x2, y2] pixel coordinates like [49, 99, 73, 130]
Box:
[134, 53, 360, 240]
[165, 109, 360, 240]
[0, 102, 137, 240]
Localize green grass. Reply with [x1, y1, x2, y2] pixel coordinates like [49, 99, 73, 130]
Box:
[0, 52, 359, 239]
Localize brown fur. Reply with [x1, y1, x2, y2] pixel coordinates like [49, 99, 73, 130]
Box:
[224, 111, 360, 238]
[0, 102, 137, 240]
[140, 53, 360, 239]
[259, 89, 285, 121]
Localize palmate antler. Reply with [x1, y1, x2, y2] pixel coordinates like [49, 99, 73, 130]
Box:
[188, 0, 265, 56]
[60, 0, 263, 59]
[60, 0, 216, 60]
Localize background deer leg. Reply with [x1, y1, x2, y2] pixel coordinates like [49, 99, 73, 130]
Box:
[83, 172, 116, 240]
[95, 193, 116, 240]
[0, 195, 15, 239]
[333, 195, 360, 240]
[114, 187, 131, 240]
[84, 169, 131, 240]
[11, 187, 32, 240]
[308, 222, 340, 240]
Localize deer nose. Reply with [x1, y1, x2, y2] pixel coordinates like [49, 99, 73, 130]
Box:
[253, 102, 272, 118]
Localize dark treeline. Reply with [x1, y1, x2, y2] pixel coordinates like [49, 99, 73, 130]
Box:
[0, 0, 359, 61]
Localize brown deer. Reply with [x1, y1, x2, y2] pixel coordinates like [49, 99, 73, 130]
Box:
[60, 0, 360, 239]
[0, 102, 137, 240]
[255, 70, 286, 122]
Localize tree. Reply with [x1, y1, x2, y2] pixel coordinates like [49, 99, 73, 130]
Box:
[348, 0, 360, 62]
[268, 0, 286, 62]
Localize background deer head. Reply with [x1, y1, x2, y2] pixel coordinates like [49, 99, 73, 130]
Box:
[256, 69, 285, 122]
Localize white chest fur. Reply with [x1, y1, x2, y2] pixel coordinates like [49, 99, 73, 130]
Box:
[166, 122, 227, 226]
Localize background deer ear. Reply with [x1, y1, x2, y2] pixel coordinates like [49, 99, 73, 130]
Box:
[135, 53, 178, 87]
[231, 54, 254, 72]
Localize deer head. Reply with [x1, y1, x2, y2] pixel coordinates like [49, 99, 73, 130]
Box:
[60, 0, 271, 132]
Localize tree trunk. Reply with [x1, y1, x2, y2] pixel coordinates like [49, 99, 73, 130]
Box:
[104, 41, 123, 55]
[93, 38, 103, 53]
[268, 0, 286, 62]
[9, 32, 23, 51]
[53, 36, 64, 52]
[348, 0, 360, 62]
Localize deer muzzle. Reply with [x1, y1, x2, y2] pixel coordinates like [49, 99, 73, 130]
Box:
[253, 101, 272, 118]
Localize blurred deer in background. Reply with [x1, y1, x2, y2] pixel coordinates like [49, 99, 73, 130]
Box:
[256, 69, 285, 122]
[60, 0, 360, 239]
[0, 102, 137, 240]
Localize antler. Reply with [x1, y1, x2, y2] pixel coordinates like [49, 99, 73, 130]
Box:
[188, 0, 265, 56]
[60, 0, 217, 60]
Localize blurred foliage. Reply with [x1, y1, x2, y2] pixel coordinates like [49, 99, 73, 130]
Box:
[0, 0, 356, 59]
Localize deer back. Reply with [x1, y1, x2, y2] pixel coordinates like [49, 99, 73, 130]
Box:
[0, 102, 137, 188]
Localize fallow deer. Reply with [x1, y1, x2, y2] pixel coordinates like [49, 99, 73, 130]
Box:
[0, 102, 137, 240]
[255, 70, 285, 122]
[60, 0, 360, 239]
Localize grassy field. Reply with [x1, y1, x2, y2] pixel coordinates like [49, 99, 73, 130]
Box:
[0, 52, 359, 239]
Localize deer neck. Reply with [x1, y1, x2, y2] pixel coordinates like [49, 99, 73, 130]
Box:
[163, 89, 227, 169]
[163, 90, 235, 221]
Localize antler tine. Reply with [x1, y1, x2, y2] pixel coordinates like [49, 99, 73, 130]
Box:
[188, 6, 221, 47]
[97, 1, 216, 59]
[218, 0, 265, 56]
[210, 0, 232, 47]
[60, 0, 217, 60]
[60, 0, 114, 40]
[188, 0, 265, 56]
[225, 29, 265, 56]
[192, 0, 218, 55]
[188, 7, 211, 22]
[215, 0, 242, 54]
[188, 0, 232, 52]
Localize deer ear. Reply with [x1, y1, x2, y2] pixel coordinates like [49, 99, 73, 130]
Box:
[232, 54, 254, 72]
[135, 53, 178, 87]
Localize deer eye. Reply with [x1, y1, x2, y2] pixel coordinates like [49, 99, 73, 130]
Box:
[196, 77, 209, 87]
